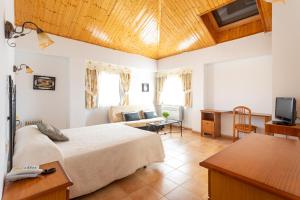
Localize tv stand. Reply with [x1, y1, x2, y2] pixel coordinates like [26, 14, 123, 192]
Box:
[265, 121, 300, 138]
[272, 120, 294, 126]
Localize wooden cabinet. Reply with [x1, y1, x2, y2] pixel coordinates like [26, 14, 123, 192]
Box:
[3, 161, 73, 200]
[201, 110, 221, 138]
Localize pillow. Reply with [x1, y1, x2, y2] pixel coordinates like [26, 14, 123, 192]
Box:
[37, 122, 69, 141]
[13, 126, 64, 168]
[122, 112, 141, 121]
[144, 111, 158, 119]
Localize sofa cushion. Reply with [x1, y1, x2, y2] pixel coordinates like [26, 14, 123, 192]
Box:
[122, 117, 164, 128]
[144, 111, 158, 119]
[123, 112, 141, 121]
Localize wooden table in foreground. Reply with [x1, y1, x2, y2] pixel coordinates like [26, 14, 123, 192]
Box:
[200, 134, 300, 200]
[3, 161, 73, 200]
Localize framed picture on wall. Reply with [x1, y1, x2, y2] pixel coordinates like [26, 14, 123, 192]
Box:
[142, 83, 149, 92]
[33, 75, 56, 90]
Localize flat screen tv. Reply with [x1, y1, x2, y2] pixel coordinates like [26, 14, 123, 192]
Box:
[275, 97, 297, 125]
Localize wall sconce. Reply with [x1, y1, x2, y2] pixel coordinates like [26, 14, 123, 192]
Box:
[5, 21, 54, 49]
[13, 64, 34, 74]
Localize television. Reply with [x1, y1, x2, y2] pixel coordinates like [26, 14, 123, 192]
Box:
[274, 97, 297, 125]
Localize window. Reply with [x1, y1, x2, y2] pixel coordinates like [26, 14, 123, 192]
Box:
[161, 75, 184, 106]
[212, 0, 259, 27]
[98, 72, 120, 106]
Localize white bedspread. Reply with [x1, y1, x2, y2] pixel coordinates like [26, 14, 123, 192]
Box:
[56, 123, 164, 198]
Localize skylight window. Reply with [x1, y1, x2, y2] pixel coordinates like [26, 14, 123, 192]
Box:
[212, 0, 259, 27]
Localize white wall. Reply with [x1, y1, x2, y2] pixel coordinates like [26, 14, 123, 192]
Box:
[204, 56, 272, 112]
[15, 51, 70, 129]
[0, 0, 15, 197]
[16, 33, 157, 128]
[204, 55, 272, 135]
[158, 33, 272, 132]
[272, 0, 300, 121]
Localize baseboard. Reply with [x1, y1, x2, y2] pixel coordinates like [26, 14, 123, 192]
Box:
[192, 130, 201, 134]
[221, 134, 234, 140]
[183, 126, 192, 130]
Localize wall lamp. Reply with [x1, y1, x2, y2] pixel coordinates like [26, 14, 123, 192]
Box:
[5, 21, 54, 49]
[13, 64, 34, 74]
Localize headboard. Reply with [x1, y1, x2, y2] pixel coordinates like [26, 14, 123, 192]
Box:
[8, 75, 16, 171]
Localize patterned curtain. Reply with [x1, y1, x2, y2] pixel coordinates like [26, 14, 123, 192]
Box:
[120, 72, 131, 106]
[156, 76, 167, 105]
[85, 68, 99, 109]
[180, 72, 192, 107]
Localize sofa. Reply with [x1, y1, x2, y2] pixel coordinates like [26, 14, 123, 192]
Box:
[108, 105, 164, 128]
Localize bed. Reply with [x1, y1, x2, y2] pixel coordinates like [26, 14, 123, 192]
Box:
[13, 123, 165, 198]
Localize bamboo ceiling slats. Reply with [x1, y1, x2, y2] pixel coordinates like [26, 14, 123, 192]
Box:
[15, 0, 272, 59]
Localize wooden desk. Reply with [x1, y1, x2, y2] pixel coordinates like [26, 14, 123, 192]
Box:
[265, 121, 300, 138]
[200, 134, 300, 200]
[200, 109, 272, 138]
[3, 161, 73, 200]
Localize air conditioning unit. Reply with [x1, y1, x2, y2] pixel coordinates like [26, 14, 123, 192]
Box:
[160, 105, 184, 121]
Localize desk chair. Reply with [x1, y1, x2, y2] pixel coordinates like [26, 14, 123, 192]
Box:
[233, 106, 257, 142]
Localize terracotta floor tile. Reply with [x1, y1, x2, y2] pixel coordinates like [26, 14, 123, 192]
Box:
[77, 184, 127, 200]
[148, 178, 178, 195]
[165, 186, 202, 200]
[164, 158, 187, 169]
[128, 186, 162, 200]
[116, 174, 146, 194]
[136, 167, 165, 184]
[165, 170, 191, 185]
[148, 163, 175, 175]
[181, 179, 208, 198]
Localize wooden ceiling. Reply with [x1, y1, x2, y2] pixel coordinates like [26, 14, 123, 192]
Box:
[15, 0, 272, 59]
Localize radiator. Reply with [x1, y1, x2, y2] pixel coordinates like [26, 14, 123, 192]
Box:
[24, 120, 43, 126]
[160, 105, 184, 121]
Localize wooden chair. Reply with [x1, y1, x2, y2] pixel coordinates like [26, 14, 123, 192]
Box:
[232, 106, 257, 142]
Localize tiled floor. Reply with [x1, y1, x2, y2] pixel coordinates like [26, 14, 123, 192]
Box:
[76, 129, 232, 200]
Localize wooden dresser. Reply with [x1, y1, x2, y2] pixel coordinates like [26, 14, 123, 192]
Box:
[3, 161, 73, 200]
[200, 134, 300, 200]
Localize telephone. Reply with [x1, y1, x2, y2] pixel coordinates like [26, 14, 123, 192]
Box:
[6, 165, 43, 181]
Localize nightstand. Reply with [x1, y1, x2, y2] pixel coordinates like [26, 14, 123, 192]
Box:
[3, 161, 73, 200]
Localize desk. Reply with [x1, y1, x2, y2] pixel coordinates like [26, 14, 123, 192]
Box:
[200, 109, 272, 138]
[265, 121, 300, 138]
[200, 134, 300, 200]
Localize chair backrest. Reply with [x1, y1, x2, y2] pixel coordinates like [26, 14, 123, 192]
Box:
[233, 106, 252, 131]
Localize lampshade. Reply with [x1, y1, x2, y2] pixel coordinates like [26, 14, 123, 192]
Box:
[37, 31, 54, 49]
[25, 66, 34, 74]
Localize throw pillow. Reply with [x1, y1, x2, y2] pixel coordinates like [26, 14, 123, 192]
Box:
[37, 122, 69, 142]
[144, 111, 158, 119]
[123, 112, 141, 121]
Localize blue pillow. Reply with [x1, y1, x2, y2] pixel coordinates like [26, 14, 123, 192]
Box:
[123, 112, 140, 121]
[144, 111, 157, 119]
